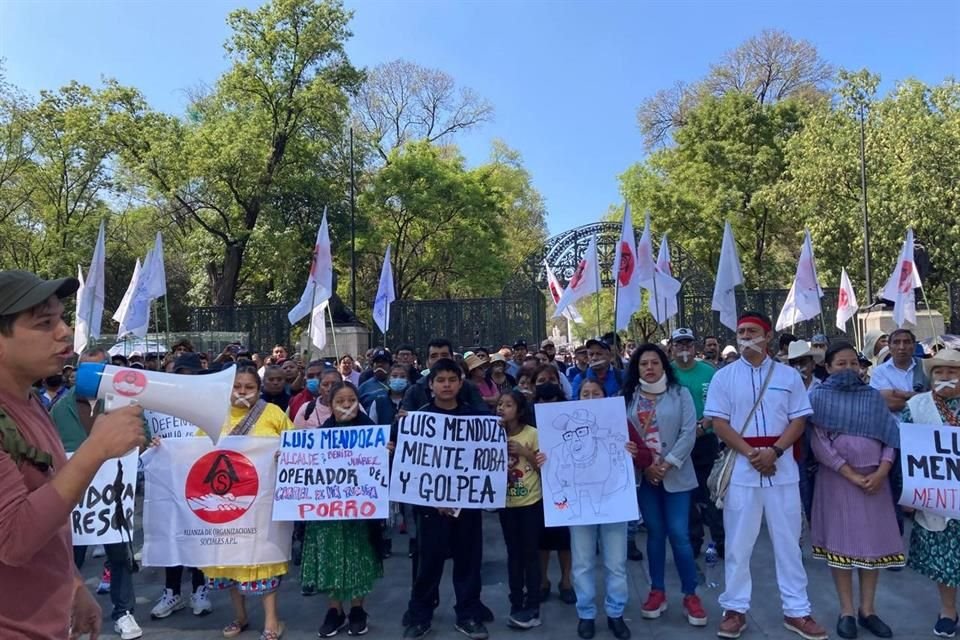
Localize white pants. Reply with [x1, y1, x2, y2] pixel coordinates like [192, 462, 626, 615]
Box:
[719, 482, 811, 618]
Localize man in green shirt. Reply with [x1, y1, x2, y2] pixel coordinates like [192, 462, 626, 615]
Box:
[670, 328, 724, 559]
[50, 347, 150, 640]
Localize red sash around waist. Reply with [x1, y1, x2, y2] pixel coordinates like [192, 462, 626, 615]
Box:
[742, 436, 801, 461]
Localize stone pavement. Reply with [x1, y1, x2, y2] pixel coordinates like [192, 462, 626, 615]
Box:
[80, 514, 940, 639]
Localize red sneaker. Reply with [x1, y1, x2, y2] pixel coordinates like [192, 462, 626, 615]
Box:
[641, 590, 668, 619]
[718, 611, 747, 639]
[683, 594, 708, 626]
[96, 567, 111, 594]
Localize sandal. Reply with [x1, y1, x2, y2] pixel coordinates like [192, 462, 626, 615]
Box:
[223, 620, 249, 638]
[259, 622, 285, 640]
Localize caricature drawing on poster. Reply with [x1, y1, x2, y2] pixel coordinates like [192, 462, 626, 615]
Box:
[535, 397, 639, 527]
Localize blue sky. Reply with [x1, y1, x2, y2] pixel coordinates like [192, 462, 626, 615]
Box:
[1, 0, 958, 236]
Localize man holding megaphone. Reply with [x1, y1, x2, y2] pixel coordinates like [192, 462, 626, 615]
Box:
[0, 270, 147, 640]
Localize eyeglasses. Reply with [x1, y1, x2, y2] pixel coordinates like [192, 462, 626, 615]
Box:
[562, 426, 591, 441]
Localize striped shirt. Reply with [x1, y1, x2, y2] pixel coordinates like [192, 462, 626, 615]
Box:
[704, 356, 813, 487]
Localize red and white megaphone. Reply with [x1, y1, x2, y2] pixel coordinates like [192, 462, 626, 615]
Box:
[76, 363, 234, 444]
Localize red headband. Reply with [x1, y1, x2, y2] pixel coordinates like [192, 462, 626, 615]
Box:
[737, 316, 771, 333]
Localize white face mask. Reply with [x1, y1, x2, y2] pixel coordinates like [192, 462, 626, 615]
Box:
[640, 374, 668, 395]
[232, 392, 257, 408]
[676, 351, 693, 364]
[934, 379, 959, 392]
[335, 403, 359, 419]
[738, 337, 766, 355]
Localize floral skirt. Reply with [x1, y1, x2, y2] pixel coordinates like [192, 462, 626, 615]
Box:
[908, 519, 960, 587]
[300, 520, 382, 601]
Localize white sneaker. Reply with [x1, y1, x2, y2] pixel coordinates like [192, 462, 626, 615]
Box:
[190, 585, 213, 616]
[114, 612, 143, 640]
[92, 545, 106, 558]
[150, 588, 186, 619]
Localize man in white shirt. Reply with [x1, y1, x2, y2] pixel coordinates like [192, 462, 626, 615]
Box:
[869, 328, 928, 415]
[703, 312, 826, 640]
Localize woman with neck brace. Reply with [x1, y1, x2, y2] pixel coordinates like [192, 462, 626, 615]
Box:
[900, 348, 960, 638]
[623, 343, 706, 627]
[300, 381, 384, 637]
[201, 365, 295, 640]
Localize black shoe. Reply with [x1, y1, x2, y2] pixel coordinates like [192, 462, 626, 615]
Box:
[577, 618, 595, 639]
[627, 540, 644, 561]
[935, 616, 959, 638]
[607, 616, 631, 640]
[301, 584, 317, 597]
[558, 586, 577, 605]
[837, 615, 857, 639]
[403, 622, 432, 639]
[347, 606, 368, 636]
[454, 619, 489, 640]
[479, 602, 494, 623]
[318, 607, 347, 637]
[857, 612, 891, 638]
[507, 609, 542, 630]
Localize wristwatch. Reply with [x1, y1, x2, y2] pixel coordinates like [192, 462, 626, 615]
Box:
[771, 445, 785, 458]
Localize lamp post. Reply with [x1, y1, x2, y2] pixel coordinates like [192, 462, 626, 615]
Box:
[858, 103, 872, 303]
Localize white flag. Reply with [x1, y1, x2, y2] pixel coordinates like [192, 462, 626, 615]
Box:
[372, 245, 396, 334]
[881, 228, 922, 327]
[648, 233, 680, 323]
[711, 222, 745, 331]
[113, 259, 150, 339]
[553, 234, 600, 319]
[612, 204, 641, 330]
[75, 221, 106, 351]
[544, 261, 583, 324]
[140, 232, 167, 300]
[635, 213, 657, 290]
[289, 208, 333, 325]
[836, 267, 859, 332]
[309, 300, 329, 351]
[776, 230, 824, 331]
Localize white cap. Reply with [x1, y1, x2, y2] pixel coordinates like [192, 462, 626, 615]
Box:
[721, 345, 738, 357]
[671, 328, 695, 341]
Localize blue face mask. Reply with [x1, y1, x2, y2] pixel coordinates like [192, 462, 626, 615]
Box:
[388, 378, 409, 393]
[305, 378, 320, 395]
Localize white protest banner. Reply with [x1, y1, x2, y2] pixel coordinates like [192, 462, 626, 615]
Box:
[389, 411, 507, 509]
[141, 436, 292, 567]
[144, 410, 200, 440]
[69, 449, 138, 546]
[899, 422, 960, 518]
[273, 426, 390, 521]
[534, 397, 639, 527]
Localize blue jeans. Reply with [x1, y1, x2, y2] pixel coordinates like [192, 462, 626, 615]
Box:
[569, 522, 628, 619]
[74, 544, 135, 621]
[637, 480, 698, 594]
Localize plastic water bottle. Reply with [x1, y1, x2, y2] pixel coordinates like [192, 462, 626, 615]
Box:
[704, 543, 720, 589]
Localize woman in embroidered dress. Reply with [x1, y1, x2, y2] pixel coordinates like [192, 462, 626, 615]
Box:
[808, 341, 903, 640]
[301, 382, 384, 637]
[624, 344, 707, 628]
[902, 348, 960, 638]
[204, 366, 294, 640]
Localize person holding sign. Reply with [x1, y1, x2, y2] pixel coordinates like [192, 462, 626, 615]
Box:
[201, 366, 294, 640]
[0, 270, 147, 640]
[301, 382, 384, 638]
[624, 344, 707, 628]
[402, 359, 490, 640]
[497, 390, 545, 630]
[901, 348, 960, 639]
[807, 341, 904, 640]
[293, 367, 343, 428]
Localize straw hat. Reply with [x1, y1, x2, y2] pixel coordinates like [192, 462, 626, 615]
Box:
[923, 348, 960, 378]
[465, 354, 487, 372]
[786, 340, 824, 363]
[489, 353, 507, 365]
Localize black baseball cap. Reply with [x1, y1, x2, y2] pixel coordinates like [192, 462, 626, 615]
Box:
[513, 339, 528, 349]
[371, 348, 392, 364]
[584, 338, 611, 351]
[0, 270, 80, 316]
[173, 352, 204, 373]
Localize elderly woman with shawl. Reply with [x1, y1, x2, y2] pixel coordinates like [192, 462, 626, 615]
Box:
[808, 341, 903, 640]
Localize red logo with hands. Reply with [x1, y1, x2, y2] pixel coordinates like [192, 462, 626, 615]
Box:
[898, 262, 915, 294]
[617, 241, 635, 286]
[569, 259, 588, 290]
[184, 451, 259, 524]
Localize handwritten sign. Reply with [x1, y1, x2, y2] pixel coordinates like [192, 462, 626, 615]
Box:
[389, 411, 507, 509]
[145, 410, 199, 440]
[900, 422, 960, 518]
[535, 398, 639, 527]
[272, 426, 390, 521]
[69, 449, 139, 546]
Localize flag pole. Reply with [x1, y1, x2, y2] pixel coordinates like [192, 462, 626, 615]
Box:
[162, 294, 172, 353]
[593, 233, 601, 337]
[919, 286, 940, 344]
[306, 283, 318, 359]
[329, 306, 341, 363]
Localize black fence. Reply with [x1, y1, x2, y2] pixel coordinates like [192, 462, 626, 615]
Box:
[189, 305, 292, 355]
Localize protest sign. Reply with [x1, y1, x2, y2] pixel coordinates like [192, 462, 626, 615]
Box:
[69, 449, 138, 546]
[389, 411, 507, 509]
[535, 398, 639, 527]
[141, 436, 292, 567]
[273, 425, 390, 521]
[899, 422, 960, 519]
[144, 410, 199, 440]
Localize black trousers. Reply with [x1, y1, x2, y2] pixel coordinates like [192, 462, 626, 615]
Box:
[407, 507, 483, 625]
[498, 503, 544, 612]
[689, 460, 725, 555]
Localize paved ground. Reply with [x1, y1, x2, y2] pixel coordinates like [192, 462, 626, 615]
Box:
[80, 514, 941, 640]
